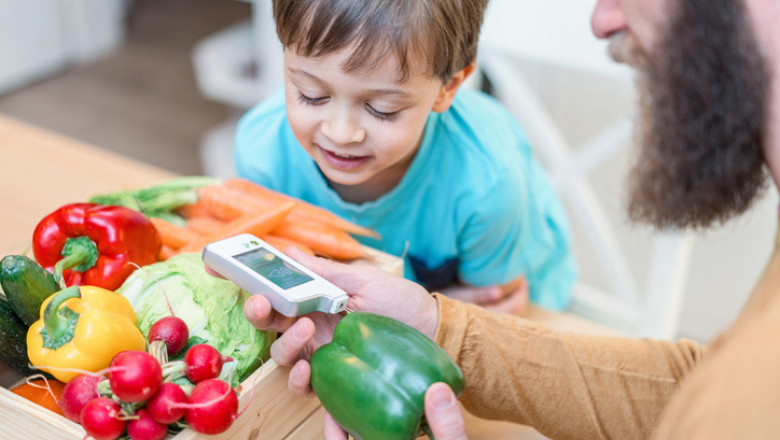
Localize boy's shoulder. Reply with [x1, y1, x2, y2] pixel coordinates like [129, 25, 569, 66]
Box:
[432, 88, 529, 170]
[449, 88, 517, 124]
[441, 89, 527, 149]
[419, 89, 533, 202]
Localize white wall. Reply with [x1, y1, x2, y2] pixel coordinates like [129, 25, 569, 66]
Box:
[680, 190, 777, 342]
[0, 0, 128, 95]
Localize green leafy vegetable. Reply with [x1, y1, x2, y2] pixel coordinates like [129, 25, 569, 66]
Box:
[117, 253, 274, 385]
[90, 176, 221, 226]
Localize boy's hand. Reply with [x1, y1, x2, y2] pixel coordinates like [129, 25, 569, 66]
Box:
[440, 277, 529, 315]
[242, 247, 439, 396]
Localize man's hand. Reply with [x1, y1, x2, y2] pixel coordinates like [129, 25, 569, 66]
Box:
[241, 248, 466, 437]
[242, 247, 439, 396]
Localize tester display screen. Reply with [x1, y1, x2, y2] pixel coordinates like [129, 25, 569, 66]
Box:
[234, 247, 313, 290]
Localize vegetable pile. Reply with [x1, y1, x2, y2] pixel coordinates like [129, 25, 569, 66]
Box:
[0, 176, 386, 439]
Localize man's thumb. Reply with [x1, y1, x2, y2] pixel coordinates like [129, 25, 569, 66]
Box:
[425, 382, 468, 440]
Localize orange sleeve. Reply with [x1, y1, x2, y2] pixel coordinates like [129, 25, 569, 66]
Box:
[432, 294, 704, 440]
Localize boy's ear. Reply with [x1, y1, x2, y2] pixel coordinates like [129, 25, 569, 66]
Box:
[431, 62, 477, 113]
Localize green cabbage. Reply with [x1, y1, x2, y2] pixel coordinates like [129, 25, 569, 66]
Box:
[117, 253, 275, 385]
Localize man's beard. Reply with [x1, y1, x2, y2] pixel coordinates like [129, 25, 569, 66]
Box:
[611, 0, 770, 230]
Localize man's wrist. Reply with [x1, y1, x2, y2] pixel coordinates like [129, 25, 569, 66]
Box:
[422, 293, 441, 339]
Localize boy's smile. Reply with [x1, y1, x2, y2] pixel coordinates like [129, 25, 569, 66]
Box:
[282, 46, 455, 204]
[319, 148, 370, 171]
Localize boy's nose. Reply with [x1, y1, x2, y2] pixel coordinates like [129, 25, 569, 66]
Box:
[591, 0, 627, 39]
[321, 114, 366, 145]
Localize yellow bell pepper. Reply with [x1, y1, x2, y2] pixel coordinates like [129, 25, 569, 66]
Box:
[27, 285, 146, 382]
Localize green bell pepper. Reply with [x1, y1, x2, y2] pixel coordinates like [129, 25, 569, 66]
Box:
[310, 312, 464, 440]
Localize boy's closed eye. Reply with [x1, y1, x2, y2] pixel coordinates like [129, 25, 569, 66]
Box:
[297, 92, 328, 106]
[365, 104, 400, 122]
[298, 91, 401, 122]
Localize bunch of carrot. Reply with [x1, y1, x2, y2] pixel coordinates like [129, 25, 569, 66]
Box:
[150, 178, 379, 262]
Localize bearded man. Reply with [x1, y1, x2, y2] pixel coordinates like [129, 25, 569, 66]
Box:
[237, 0, 780, 439]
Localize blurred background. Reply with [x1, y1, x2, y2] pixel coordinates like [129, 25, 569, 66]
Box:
[1, 0, 777, 344]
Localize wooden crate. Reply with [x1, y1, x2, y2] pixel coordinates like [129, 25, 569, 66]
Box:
[0, 360, 317, 440]
[0, 246, 402, 440]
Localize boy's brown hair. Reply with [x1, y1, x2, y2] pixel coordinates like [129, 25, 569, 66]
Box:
[272, 0, 490, 82]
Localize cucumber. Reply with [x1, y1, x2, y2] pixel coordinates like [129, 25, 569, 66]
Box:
[0, 295, 34, 375]
[0, 255, 60, 326]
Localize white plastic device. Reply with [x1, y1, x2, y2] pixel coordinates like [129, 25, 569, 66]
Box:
[202, 234, 349, 317]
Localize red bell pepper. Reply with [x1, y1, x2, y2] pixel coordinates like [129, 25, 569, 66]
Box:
[32, 203, 162, 290]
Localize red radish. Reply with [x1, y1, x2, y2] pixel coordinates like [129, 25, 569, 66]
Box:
[108, 350, 162, 402]
[127, 408, 167, 440]
[145, 383, 187, 424]
[80, 397, 126, 440]
[148, 316, 189, 356]
[59, 374, 101, 423]
[184, 344, 233, 383]
[184, 379, 238, 435]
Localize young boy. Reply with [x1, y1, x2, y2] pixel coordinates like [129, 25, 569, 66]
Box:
[233, 0, 576, 312]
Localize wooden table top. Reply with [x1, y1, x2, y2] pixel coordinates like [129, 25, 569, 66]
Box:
[0, 115, 175, 254]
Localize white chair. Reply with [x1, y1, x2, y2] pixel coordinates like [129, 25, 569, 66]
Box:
[192, 0, 283, 110]
[192, 0, 284, 178]
[477, 0, 694, 339]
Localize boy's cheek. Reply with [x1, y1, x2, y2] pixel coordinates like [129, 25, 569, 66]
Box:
[286, 113, 319, 154]
[287, 106, 317, 133]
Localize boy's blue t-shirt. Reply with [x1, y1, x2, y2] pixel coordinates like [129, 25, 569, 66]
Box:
[234, 87, 576, 310]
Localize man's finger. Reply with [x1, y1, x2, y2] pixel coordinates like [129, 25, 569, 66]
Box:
[287, 246, 358, 283]
[204, 265, 223, 279]
[286, 247, 332, 272]
[243, 295, 294, 332]
[425, 382, 467, 440]
[323, 411, 349, 440]
[270, 318, 315, 366]
[288, 358, 315, 397]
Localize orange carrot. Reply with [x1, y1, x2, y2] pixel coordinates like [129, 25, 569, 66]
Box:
[272, 220, 364, 260]
[176, 200, 212, 218]
[221, 179, 295, 209]
[158, 244, 178, 261]
[259, 234, 316, 256]
[197, 184, 266, 221]
[179, 202, 296, 254]
[186, 215, 227, 236]
[150, 217, 202, 249]
[223, 178, 380, 239]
